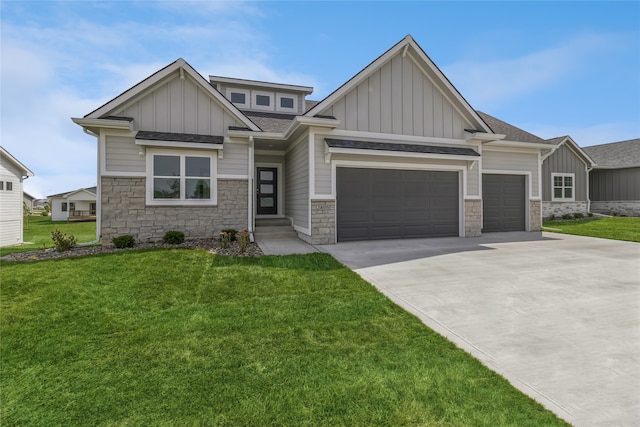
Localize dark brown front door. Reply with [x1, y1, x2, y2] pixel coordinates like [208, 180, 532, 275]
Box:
[257, 167, 277, 215]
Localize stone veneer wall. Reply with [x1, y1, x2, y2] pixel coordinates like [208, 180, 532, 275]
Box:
[464, 200, 482, 237]
[310, 200, 336, 244]
[529, 200, 542, 231]
[591, 201, 640, 217]
[101, 177, 247, 245]
[542, 201, 589, 219]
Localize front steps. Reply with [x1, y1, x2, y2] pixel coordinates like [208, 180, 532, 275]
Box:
[254, 218, 297, 239]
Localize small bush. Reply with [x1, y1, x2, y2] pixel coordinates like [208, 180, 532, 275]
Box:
[221, 229, 237, 241]
[237, 230, 250, 253]
[547, 214, 556, 221]
[561, 213, 573, 220]
[163, 231, 185, 245]
[588, 212, 594, 217]
[112, 235, 135, 248]
[219, 231, 231, 249]
[50, 228, 77, 252]
[573, 212, 584, 219]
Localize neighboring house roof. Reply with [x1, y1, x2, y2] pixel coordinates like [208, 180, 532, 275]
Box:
[0, 146, 35, 177]
[23, 192, 36, 201]
[583, 138, 640, 169]
[476, 112, 551, 144]
[48, 186, 97, 199]
[325, 139, 480, 157]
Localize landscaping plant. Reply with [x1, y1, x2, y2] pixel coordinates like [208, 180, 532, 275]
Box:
[50, 228, 77, 251]
[162, 230, 185, 244]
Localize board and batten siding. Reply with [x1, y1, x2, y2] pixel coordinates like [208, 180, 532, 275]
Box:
[321, 54, 468, 138]
[542, 143, 588, 201]
[285, 138, 309, 230]
[482, 150, 539, 198]
[0, 159, 24, 246]
[590, 168, 640, 201]
[116, 74, 242, 136]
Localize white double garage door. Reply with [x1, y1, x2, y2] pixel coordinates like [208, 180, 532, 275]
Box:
[336, 168, 525, 242]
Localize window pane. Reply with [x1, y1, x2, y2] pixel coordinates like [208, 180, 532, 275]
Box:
[259, 170, 273, 181]
[186, 157, 210, 177]
[6, 182, 12, 191]
[260, 184, 273, 194]
[0, 181, 3, 190]
[62, 202, 67, 212]
[70, 202, 75, 211]
[554, 176, 563, 186]
[154, 155, 180, 176]
[154, 178, 180, 198]
[280, 97, 294, 108]
[564, 188, 573, 198]
[564, 176, 573, 186]
[256, 94, 270, 106]
[230, 92, 246, 104]
[260, 197, 274, 208]
[554, 188, 563, 198]
[186, 179, 210, 199]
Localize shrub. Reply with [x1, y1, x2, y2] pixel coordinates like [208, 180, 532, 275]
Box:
[112, 235, 135, 248]
[163, 231, 185, 245]
[221, 229, 237, 241]
[573, 212, 584, 219]
[588, 212, 594, 218]
[547, 214, 556, 221]
[50, 228, 77, 252]
[219, 231, 231, 249]
[237, 230, 250, 253]
[561, 213, 573, 220]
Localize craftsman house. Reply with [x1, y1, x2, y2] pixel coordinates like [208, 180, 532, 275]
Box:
[73, 35, 553, 245]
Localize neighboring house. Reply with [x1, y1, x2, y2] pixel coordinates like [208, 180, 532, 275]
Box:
[33, 199, 48, 210]
[540, 136, 595, 218]
[23, 191, 36, 213]
[0, 147, 35, 247]
[73, 35, 553, 245]
[583, 139, 640, 216]
[47, 186, 97, 221]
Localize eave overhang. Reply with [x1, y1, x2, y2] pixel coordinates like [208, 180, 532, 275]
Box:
[135, 131, 224, 151]
[72, 117, 134, 133]
[464, 130, 506, 143]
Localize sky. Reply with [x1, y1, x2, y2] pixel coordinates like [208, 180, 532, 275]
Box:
[1, 1, 639, 198]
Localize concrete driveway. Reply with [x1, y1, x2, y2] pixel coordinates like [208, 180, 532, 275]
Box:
[317, 232, 640, 427]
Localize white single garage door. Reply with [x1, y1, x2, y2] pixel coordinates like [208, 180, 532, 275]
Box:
[336, 168, 459, 242]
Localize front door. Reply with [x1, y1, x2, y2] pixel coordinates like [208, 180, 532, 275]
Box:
[257, 167, 277, 215]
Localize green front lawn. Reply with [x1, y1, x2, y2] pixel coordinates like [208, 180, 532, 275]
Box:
[543, 217, 640, 243]
[1, 251, 567, 426]
[1, 216, 96, 256]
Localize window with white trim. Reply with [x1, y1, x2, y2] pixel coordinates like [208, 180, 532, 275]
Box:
[276, 93, 297, 112]
[552, 173, 574, 201]
[147, 150, 217, 205]
[5, 181, 12, 191]
[252, 91, 274, 111]
[226, 88, 250, 109]
[0, 181, 3, 190]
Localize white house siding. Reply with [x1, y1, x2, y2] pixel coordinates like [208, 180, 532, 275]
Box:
[482, 149, 540, 198]
[50, 198, 67, 221]
[116, 74, 242, 135]
[105, 135, 145, 173]
[0, 160, 23, 246]
[284, 137, 309, 231]
[218, 142, 248, 176]
[321, 54, 468, 138]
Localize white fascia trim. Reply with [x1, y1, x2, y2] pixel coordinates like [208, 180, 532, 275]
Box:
[227, 130, 284, 140]
[72, 117, 133, 131]
[484, 140, 555, 150]
[464, 131, 506, 143]
[209, 75, 313, 94]
[328, 129, 469, 146]
[135, 139, 223, 151]
[102, 171, 146, 177]
[326, 147, 480, 162]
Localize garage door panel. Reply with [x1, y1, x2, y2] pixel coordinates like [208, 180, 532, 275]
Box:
[482, 174, 525, 232]
[337, 168, 459, 242]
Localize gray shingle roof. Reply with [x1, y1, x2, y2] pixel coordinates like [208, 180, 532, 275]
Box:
[583, 139, 640, 169]
[136, 130, 223, 145]
[48, 186, 97, 199]
[476, 111, 553, 145]
[241, 110, 297, 133]
[325, 139, 480, 157]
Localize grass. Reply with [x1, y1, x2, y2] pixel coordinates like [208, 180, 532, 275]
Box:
[543, 216, 640, 243]
[0, 216, 96, 256]
[1, 251, 568, 426]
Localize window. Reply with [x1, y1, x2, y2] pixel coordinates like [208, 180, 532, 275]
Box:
[276, 93, 297, 112]
[252, 91, 274, 111]
[226, 89, 249, 109]
[6, 181, 12, 191]
[0, 181, 3, 190]
[69, 202, 76, 212]
[255, 94, 270, 106]
[147, 150, 217, 205]
[62, 202, 68, 212]
[230, 92, 246, 104]
[552, 173, 574, 201]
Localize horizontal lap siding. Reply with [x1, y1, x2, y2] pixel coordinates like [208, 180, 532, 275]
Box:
[590, 168, 640, 201]
[483, 150, 539, 198]
[542, 144, 587, 201]
[106, 136, 144, 173]
[218, 143, 248, 176]
[285, 139, 309, 229]
[0, 160, 23, 246]
[323, 55, 467, 138]
[314, 134, 331, 195]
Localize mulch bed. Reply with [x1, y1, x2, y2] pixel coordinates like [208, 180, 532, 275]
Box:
[1, 238, 263, 262]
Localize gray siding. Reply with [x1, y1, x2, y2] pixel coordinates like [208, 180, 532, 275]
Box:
[542, 143, 588, 201]
[482, 150, 539, 198]
[255, 154, 284, 164]
[218, 142, 248, 176]
[590, 167, 640, 201]
[285, 138, 309, 229]
[116, 74, 242, 135]
[322, 54, 468, 138]
[105, 135, 145, 173]
[314, 134, 331, 195]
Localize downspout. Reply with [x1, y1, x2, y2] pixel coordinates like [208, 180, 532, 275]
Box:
[78, 127, 101, 247]
[586, 165, 593, 213]
[247, 135, 255, 242]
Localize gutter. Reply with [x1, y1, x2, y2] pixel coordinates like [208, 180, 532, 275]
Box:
[247, 136, 255, 242]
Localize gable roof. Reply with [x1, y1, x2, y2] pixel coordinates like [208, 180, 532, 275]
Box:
[476, 112, 551, 145]
[305, 35, 491, 133]
[0, 146, 35, 177]
[543, 135, 595, 166]
[48, 186, 97, 199]
[583, 138, 640, 169]
[80, 58, 260, 132]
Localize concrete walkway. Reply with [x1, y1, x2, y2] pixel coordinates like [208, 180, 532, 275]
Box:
[318, 232, 640, 427]
[254, 234, 317, 255]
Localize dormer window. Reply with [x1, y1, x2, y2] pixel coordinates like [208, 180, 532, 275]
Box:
[277, 94, 297, 112]
[252, 91, 274, 111]
[226, 88, 250, 109]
